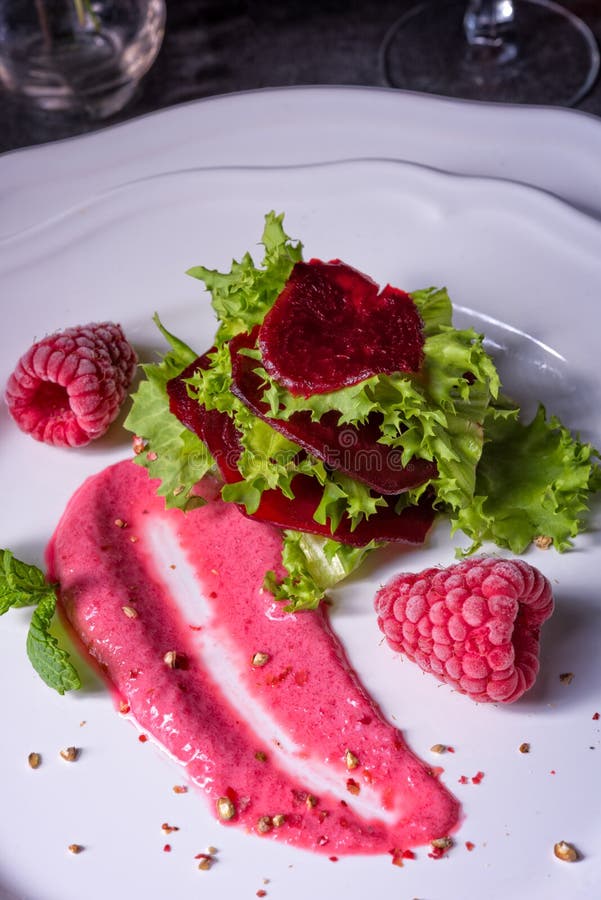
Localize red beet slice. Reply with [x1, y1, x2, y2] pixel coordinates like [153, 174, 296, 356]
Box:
[230, 329, 437, 495]
[167, 357, 435, 547]
[167, 353, 243, 484]
[258, 259, 425, 397]
[249, 474, 435, 547]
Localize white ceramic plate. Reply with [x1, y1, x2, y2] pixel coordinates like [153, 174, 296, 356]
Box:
[4, 86, 601, 240]
[1, 158, 600, 900]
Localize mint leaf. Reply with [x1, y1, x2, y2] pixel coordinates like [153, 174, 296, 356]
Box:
[0, 550, 81, 694]
[26, 592, 81, 695]
[0, 549, 53, 614]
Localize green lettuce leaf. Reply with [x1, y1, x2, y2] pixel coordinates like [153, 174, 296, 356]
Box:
[124, 315, 214, 510]
[451, 405, 601, 553]
[265, 531, 378, 611]
[187, 210, 303, 344]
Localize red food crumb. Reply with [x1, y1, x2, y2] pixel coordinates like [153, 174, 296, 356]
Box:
[256, 891, 267, 898]
[329, 856, 339, 862]
[5, 321, 137, 447]
[138, 734, 148, 743]
[173, 785, 188, 794]
[163, 844, 171, 852]
[471, 771, 485, 785]
[593, 712, 600, 720]
[447, 746, 455, 753]
[458, 775, 468, 785]
[465, 841, 476, 851]
[374, 558, 554, 703]
[550, 770, 556, 775]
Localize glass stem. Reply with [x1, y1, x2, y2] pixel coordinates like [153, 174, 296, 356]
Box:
[463, 0, 515, 48]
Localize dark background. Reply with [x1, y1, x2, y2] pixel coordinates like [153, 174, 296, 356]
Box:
[2, 0, 601, 154]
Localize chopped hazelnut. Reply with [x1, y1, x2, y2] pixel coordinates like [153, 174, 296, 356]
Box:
[345, 749, 359, 770]
[251, 652, 270, 667]
[216, 797, 235, 820]
[272, 814, 286, 828]
[68, 844, 84, 854]
[534, 535, 553, 550]
[559, 672, 574, 685]
[431, 836, 453, 850]
[122, 606, 138, 619]
[28, 752, 41, 769]
[257, 816, 272, 834]
[306, 794, 317, 809]
[554, 841, 579, 862]
[430, 743, 446, 754]
[132, 435, 148, 455]
[60, 746, 79, 762]
[519, 742, 531, 754]
[114, 518, 127, 529]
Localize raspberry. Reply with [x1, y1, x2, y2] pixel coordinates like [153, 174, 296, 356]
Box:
[374, 558, 554, 703]
[5, 322, 137, 448]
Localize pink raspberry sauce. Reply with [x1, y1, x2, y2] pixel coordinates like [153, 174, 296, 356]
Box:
[46, 460, 459, 855]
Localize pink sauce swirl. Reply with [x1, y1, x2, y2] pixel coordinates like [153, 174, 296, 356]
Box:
[46, 460, 459, 855]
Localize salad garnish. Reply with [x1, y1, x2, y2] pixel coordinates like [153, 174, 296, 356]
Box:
[125, 212, 601, 610]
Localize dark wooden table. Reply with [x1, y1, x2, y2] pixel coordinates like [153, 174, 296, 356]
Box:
[2, 0, 601, 154]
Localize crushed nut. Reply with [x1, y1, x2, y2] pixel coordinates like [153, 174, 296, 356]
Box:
[60, 746, 79, 762]
[554, 841, 579, 862]
[534, 535, 553, 550]
[519, 742, 531, 754]
[68, 844, 84, 854]
[173, 785, 188, 794]
[132, 435, 148, 455]
[163, 650, 187, 669]
[431, 836, 453, 850]
[346, 778, 360, 796]
[306, 794, 317, 809]
[216, 797, 235, 820]
[559, 672, 574, 685]
[255, 750, 268, 762]
[251, 652, 270, 667]
[197, 854, 213, 870]
[122, 606, 138, 619]
[345, 749, 359, 770]
[173, 485, 185, 496]
[430, 743, 447, 754]
[272, 814, 286, 828]
[161, 822, 180, 834]
[28, 752, 41, 769]
[257, 816, 272, 834]
[114, 518, 127, 529]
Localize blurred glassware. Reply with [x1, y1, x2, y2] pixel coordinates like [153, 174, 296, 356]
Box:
[0, 0, 165, 118]
[380, 0, 600, 106]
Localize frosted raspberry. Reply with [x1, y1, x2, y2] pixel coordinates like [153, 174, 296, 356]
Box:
[374, 558, 554, 703]
[5, 322, 137, 448]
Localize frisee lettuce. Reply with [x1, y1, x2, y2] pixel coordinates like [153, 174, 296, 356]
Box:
[125, 212, 601, 610]
[0, 550, 81, 694]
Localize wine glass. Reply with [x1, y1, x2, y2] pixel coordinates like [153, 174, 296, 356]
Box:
[380, 0, 600, 106]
